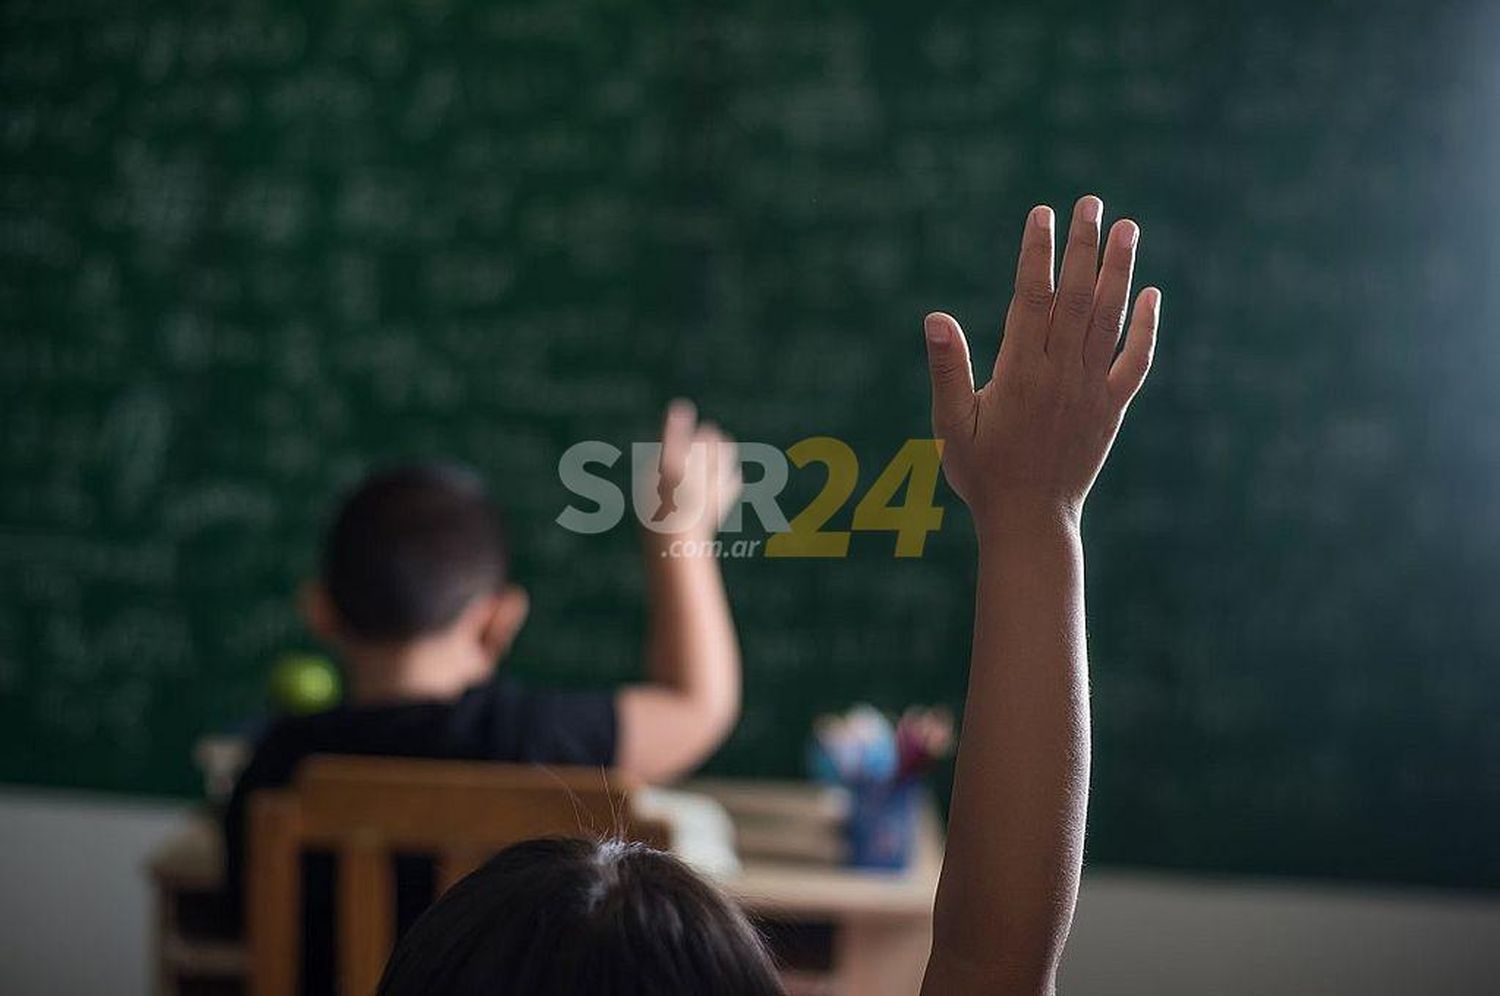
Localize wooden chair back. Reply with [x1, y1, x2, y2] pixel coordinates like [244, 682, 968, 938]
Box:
[246, 756, 670, 996]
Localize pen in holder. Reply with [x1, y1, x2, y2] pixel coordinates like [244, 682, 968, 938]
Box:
[847, 777, 919, 870]
[807, 703, 953, 871]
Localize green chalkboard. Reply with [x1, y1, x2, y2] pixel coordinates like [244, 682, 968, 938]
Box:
[3, 0, 1499, 889]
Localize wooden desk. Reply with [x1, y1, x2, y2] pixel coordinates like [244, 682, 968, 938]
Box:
[147, 779, 941, 996]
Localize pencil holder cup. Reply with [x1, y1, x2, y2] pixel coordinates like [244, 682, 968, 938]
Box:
[846, 780, 917, 870]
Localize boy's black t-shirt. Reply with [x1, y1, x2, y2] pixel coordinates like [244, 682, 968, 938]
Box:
[222, 674, 617, 996]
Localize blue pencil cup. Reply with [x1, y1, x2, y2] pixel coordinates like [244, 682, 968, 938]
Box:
[846, 780, 917, 870]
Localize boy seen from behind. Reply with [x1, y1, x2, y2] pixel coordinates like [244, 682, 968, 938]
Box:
[224, 400, 743, 994]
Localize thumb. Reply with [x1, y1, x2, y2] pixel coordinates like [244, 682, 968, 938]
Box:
[924, 312, 976, 436]
[659, 398, 696, 481]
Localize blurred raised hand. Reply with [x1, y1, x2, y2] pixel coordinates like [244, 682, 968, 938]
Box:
[646, 398, 742, 543]
[618, 398, 744, 784]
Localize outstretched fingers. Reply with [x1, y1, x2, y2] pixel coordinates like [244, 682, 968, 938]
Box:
[1000, 205, 1056, 363]
[1108, 288, 1160, 408]
[1049, 195, 1104, 362]
[1084, 219, 1139, 375]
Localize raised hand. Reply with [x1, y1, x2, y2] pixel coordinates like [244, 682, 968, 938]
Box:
[923, 195, 1159, 529]
[646, 399, 742, 543]
[919, 197, 1161, 995]
[617, 399, 745, 785]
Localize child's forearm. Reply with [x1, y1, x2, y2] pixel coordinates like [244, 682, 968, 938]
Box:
[926, 513, 1088, 993]
[643, 534, 742, 727]
[615, 535, 742, 783]
[614, 405, 744, 784]
[918, 196, 1158, 994]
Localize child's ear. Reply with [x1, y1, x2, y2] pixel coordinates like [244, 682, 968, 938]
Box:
[478, 586, 530, 659]
[298, 580, 344, 646]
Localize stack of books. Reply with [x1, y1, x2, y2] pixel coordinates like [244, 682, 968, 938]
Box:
[686, 778, 852, 866]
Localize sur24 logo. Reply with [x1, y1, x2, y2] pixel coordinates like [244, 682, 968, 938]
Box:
[557, 438, 946, 558]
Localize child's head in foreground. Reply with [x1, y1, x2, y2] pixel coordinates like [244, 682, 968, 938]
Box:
[304, 463, 531, 697]
[378, 837, 785, 996]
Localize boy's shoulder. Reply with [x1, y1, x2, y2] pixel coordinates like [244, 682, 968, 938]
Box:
[239, 676, 525, 778]
[235, 708, 366, 792]
[236, 674, 619, 791]
[248, 693, 469, 772]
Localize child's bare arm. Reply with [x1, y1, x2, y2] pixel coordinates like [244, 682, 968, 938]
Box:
[615, 401, 744, 784]
[920, 197, 1159, 995]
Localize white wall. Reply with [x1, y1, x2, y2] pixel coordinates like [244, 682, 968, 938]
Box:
[0, 791, 187, 996]
[1063, 870, 1500, 996]
[1, 790, 1499, 996]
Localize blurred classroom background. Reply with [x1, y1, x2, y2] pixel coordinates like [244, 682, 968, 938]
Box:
[3, 0, 1500, 993]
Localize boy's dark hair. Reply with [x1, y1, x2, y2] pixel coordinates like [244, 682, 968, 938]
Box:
[323, 463, 508, 642]
[378, 837, 786, 996]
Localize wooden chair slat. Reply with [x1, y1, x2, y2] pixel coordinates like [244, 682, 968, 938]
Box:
[338, 833, 394, 996]
[247, 792, 302, 996]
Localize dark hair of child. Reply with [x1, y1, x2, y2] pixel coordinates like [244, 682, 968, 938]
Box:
[324, 463, 507, 641]
[378, 836, 786, 996]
